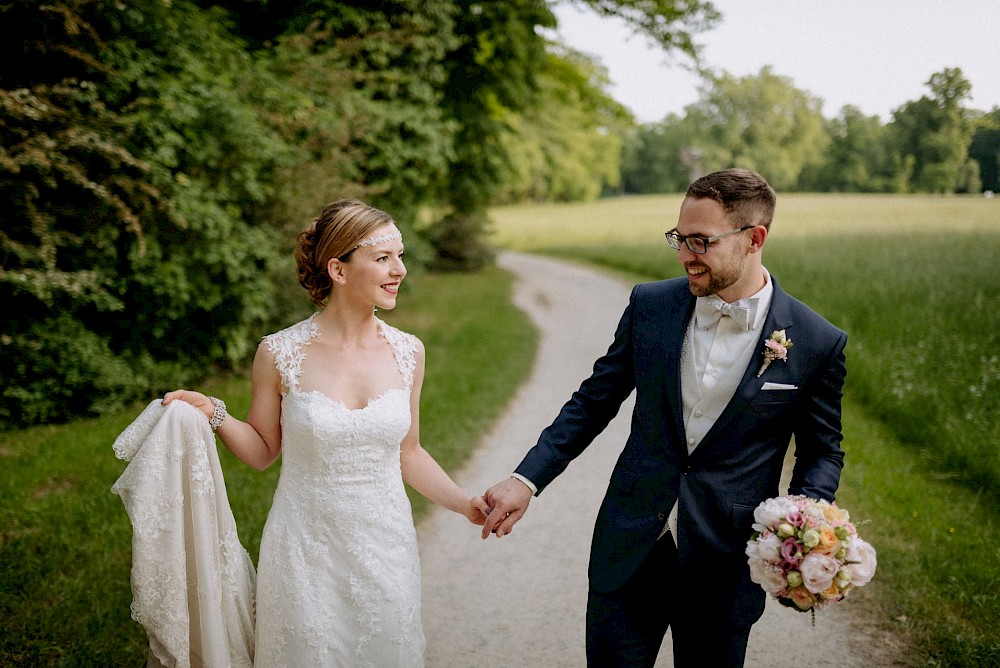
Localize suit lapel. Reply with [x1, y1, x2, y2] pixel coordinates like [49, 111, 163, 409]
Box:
[740, 276, 796, 389]
[662, 285, 695, 445]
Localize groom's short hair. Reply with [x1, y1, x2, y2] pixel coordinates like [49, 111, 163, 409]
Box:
[686, 168, 777, 231]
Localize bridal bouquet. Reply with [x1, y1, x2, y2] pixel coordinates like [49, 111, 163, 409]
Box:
[745, 495, 876, 615]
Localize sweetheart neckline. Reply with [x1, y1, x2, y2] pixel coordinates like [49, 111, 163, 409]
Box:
[292, 387, 407, 412]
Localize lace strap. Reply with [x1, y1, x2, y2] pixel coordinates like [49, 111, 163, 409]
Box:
[263, 314, 320, 394]
[377, 319, 418, 389]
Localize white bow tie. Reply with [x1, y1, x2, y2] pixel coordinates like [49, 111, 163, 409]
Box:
[695, 297, 758, 332]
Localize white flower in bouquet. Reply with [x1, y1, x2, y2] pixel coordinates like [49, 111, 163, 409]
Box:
[752, 496, 801, 533]
[747, 559, 787, 596]
[799, 553, 841, 593]
[846, 537, 878, 586]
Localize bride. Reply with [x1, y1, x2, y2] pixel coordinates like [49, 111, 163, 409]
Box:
[162, 199, 490, 666]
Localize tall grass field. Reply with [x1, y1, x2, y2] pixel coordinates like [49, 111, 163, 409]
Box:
[0, 266, 536, 666]
[490, 193, 1000, 667]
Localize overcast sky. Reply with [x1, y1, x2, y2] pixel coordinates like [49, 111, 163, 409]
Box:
[552, 0, 1000, 124]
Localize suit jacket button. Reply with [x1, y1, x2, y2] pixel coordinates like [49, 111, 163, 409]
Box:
[683, 465, 692, 475]
[657, 512, 666, 521]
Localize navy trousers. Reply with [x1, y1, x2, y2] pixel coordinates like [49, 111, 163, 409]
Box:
[585, 534, 751, 668]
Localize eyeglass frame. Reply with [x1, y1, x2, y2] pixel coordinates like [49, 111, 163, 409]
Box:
[664, 226, 756, 254]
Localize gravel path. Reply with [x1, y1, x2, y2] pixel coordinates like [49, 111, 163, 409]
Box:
[418, 252, 891, 667]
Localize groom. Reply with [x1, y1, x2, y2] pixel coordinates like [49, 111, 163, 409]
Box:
[481, 168, 847, 667]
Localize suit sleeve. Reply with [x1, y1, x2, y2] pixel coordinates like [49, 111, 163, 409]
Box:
[788, 328, 848, 502]
[514, 286, 639, 495]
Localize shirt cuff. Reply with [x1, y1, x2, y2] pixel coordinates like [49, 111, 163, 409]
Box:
[510, 473, 538, 495]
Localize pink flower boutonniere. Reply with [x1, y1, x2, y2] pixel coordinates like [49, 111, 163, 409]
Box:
[757, 329, 793, 377]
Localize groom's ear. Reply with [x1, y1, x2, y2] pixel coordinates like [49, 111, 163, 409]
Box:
[748, 225, 767, 253]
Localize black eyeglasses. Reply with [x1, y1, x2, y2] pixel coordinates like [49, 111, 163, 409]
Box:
[664, 227, 755, 254]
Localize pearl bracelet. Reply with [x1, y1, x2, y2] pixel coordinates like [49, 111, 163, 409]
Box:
[208, 396, 228, 432]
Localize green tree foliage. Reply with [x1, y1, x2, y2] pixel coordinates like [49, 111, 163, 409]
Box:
[621, 64, 985, 196]
[555, 0, 719, 198]
[1, 0, 170, 426]
[620, 113, 702, 193]
[813, 105, 895, 192]
[0, 75, 164, 425]
[242, 1, 464, 275]
[1, 0, 288, 429]
[496, 45, 632, 203]
[969, 108, 1000, 193]
[428, 0, 716, 269]
[620, 67, 835, 195]
[426, 0, 556, 270]
[571, 0, 721, 53]
[886, 68, 976, 193]
[270, 2, 460, 226]
[682, 66, 829, 191]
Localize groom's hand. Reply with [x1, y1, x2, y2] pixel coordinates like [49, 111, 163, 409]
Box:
[481, 477, 532, 539]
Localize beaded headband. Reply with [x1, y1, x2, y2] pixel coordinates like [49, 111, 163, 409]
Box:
[351, 230, 402, 252]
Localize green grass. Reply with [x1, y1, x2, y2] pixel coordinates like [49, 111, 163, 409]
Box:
[490, 192, 1000, 667]
[0, 264, 537, 666]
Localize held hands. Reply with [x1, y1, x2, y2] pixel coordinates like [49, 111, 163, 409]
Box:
[480, 477, 533, 539]
[465, 495, 491, 527]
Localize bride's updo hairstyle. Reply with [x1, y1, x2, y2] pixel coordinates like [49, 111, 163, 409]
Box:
[295, 199, 397, 306]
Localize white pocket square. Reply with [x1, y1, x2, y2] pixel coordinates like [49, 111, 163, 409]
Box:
[761, 382, 798, 390]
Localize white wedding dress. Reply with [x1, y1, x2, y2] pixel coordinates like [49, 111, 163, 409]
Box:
[114, 315, 424, 666]
[254, 315, 425, 667]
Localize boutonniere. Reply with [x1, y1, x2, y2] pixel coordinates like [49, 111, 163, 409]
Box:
[757, 329, 793, 377]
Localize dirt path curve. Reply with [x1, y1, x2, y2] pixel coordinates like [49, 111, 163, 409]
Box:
[418, 251, 886, 667]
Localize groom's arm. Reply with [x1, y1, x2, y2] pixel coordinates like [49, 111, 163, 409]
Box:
[788, 327, 848, 501]
[514, 288, 638, 494]
[481, 288, 640, 540]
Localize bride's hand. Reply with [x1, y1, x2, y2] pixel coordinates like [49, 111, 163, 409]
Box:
[161, 389, 214, 422]
[464, 495, 491, 526]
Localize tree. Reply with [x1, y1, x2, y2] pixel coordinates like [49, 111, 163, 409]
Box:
[569, 0, 720, 55]
[886, 68, 975, 193]
[813, 105, 894, 192]
[0, 0, 289, 428]
[620, 113, 700, 193]
[428, 0, 719, 269]
[969, 108, 1000, 193]
[681, 66, 829, 190]
[495, 44, 632, 203]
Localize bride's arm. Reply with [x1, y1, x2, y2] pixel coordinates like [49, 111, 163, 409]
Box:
[399, 340, 489, 525]
[162, 342, 283, 471]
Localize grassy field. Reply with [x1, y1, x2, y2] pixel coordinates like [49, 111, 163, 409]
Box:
[0, 265, 536, 666]
[490, 192, 1000, 667]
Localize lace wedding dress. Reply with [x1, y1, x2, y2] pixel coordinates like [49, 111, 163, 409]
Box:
[254, 315, 425, 667]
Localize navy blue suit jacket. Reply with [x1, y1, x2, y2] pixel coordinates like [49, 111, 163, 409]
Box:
[514, 275, 847, 628]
